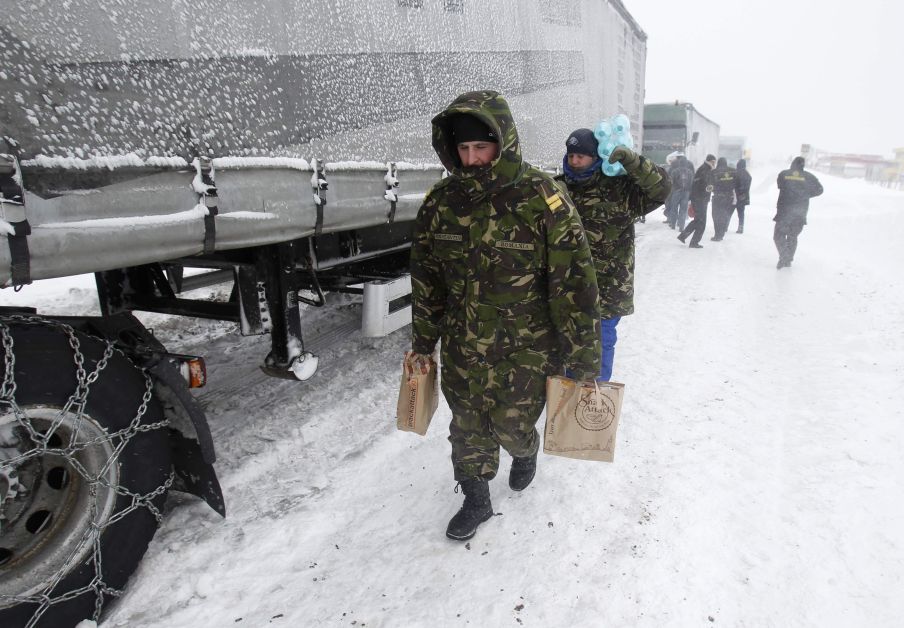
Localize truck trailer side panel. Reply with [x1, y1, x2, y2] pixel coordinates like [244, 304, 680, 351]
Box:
[1, 0, 649, 286]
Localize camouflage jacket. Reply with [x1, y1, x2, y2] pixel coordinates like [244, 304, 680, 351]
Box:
[556, 156, 669, 318]
[411, 90, 601, 379]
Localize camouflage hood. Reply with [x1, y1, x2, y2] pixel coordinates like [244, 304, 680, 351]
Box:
[431, 90, 527, 194]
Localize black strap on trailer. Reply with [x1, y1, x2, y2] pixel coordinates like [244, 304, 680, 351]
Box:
[385, 161, 399, 224]
[196, 157, 218, 254]
[1, 156, 31, 287]
[312, 159, 327, 236]
[5, 217, 31, 288]
[202, 196, 218, 254]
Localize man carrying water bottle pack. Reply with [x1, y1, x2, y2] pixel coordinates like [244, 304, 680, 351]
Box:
[556, 122, 670, 382]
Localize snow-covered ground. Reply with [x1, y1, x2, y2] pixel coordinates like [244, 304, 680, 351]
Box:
[4, 169, 903, 627]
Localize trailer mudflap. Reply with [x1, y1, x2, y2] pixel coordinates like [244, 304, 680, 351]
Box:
[167, 429, 226, 517]
[149, 358, 226, 516]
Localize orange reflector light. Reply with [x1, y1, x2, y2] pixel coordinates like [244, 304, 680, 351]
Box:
[187, 358, 206, 388]
[178, 357, 207, 388]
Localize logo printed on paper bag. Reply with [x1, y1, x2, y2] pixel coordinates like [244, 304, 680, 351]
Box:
[574, 387, 616, 431]
[406, 378, 418, 429]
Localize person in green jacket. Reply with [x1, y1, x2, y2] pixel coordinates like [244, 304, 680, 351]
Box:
[556, 128, 670, 381]
[409, 91, 601, 541]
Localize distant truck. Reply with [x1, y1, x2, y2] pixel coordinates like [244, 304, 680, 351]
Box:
[0, 1, 650, 626]
[719, 136, 750, 168]
[642, 102, 720, 169]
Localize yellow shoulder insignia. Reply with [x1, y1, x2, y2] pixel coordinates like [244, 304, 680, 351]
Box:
[534, 177, 567, 212]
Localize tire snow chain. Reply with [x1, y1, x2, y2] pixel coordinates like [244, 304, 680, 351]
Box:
[0, 314, 174, 625]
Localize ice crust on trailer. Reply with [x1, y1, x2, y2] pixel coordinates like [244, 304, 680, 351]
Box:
[1, 0, 649, 286]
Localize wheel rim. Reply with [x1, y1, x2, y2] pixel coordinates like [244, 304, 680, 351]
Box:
[0, 405, 119, 600]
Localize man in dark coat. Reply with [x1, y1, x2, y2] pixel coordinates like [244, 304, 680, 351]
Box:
[710, 157, 737, 241]
[774, 156, 823, 268]
[677, 154, 716, 248]
[732, 158, 752, 233]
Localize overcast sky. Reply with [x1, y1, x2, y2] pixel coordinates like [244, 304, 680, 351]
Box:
[626, 0, 904, 159]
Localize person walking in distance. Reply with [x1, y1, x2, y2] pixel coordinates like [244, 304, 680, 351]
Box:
[677, 154, 716, 248]
[556, 127, 670, 382]
[667, 155, 693, 231]
[661, 153, 678, 225]
[409, 91, 602, 541]
[732, 158, 752, 233]
[710, 157, 737, 241]
[774, 156, 823, 269]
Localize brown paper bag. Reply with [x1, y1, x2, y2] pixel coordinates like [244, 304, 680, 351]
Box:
[395, 353, 439, 435]
[543, 375, 625, 462]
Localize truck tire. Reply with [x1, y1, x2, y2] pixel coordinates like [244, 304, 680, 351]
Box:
[0, 319, 171, 627]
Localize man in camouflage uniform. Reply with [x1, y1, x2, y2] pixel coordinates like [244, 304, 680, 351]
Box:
[556, 128, 670, 382]
[409, 91, 601, 541]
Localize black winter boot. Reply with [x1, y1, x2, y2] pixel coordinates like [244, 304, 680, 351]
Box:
[508, 450, 538, 491]
[445, 478, 493, 541]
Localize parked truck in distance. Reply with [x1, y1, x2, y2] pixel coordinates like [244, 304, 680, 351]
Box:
[719, 136, 750, 168]
[642, 102, 720, 169]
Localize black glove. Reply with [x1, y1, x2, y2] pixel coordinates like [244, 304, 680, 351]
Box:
[608, 146, 640, 171]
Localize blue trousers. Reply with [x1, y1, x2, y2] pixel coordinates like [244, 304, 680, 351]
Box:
[599, 316, 621, 381]
[669, 190, 691, 230]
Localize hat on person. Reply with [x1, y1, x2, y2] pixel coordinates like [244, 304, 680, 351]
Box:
[705, 154, 717, 163]
[566, 128, 599, 156]
[791, 156, 806, 169]
[450, 114, 498, 143]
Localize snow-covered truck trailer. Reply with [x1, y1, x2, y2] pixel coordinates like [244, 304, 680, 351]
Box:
[0, 2, 648, 624]
[719, 136, 749, 168]
[642, 102, 720, 169]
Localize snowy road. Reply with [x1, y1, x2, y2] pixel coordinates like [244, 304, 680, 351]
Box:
[6, 170, 903, 627]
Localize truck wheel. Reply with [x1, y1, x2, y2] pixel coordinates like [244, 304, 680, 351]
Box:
[0, 318, 172, 627]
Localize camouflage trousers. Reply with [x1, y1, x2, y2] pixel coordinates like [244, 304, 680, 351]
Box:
[440, 348, 551, 482]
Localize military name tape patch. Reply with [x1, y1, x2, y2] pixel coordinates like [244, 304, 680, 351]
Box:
[434, 233, 463, 241]
[497, 241, 534, 251]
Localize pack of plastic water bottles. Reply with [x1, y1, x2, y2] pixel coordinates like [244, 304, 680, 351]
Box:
[594, 113, 634, 177]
